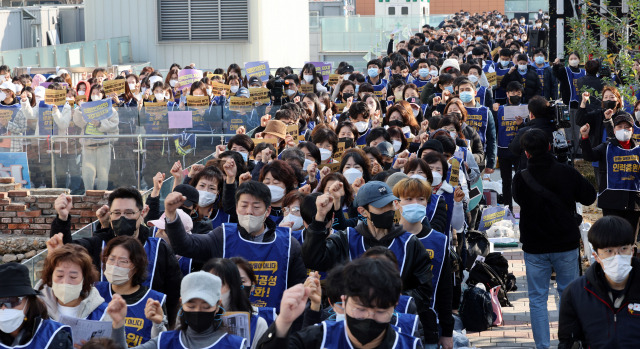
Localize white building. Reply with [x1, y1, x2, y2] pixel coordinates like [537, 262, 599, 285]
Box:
[375, 0, 429, 16]
[84, 0, 310, 71]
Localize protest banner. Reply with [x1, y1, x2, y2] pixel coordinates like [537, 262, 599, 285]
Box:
[329, 74, 341, 85]
[211, 82, 231, 97]
[0, 152, 31, 188]
[300, 84, 314, 94]
[177, 69, 204, 91]
[44, 89, 66, 107]
[250, 87, 270, 104]
[168, 111, 193, 129]
[81, 99, 113, 122]
[305, 61, 333, 82]
[479, 206, 516, 231]
[102, 79, 125, 96]
[486, 72, 497, 87]
[186, 95, 210, 107]
[143, 101, 169, 134]
[229, 97, 253, 113]
[38, 102, 56, 136]
[503, 105, 529, 121]
[244, 61, 270, 82]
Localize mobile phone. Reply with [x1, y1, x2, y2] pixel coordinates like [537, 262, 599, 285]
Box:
[469, 186, 481, 200]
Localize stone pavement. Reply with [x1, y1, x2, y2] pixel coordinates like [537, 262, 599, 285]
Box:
[466, 246, 560, 349]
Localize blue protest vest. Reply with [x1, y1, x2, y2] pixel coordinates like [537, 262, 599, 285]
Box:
[142, 102, 171, 134]
[85, 302, 108, 321]
[100, 237, 160, 288]
[37, 101, 59, 136]
[395, 294, 415, 314]
[392, 313, 419, 336]
[178, 256, 193, 276]
[417, 230, 448, 308]
[208, 209, 230, 227]
[475, 85, 487, 106]
[258, 307, 277, 326]
[268, 214, 284, 226]
[496, 105, 519, 148]
[95, 282, 166, 347]
[157, 330, 246, 349]
[534, 64, 549, 95]
[465, 107, 489, 145]
[482, 61, 494, 73]
[0, 319, 71, 349]
[604, 143, 640, 193]
[320, 320, 420, 349]
[565, 67, 586, 103]
[347, 227, 412, 274]
[633, 124, 640, 142]
[356, 128, 371, 145]
[494, 64, 512, 100]
[441, 190, 455, 236]
[222, 224, 291, 310]
[426, 194, 443, 222]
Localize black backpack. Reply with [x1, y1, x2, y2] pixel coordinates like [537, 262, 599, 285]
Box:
[465, 230, 490, 270]
[460, 286, 493, 332]
[484, 252, 517, 292]
[467, 259, 512, 307]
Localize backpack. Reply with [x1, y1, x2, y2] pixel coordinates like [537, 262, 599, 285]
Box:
[484, 252, 517, 292]
[460, 286, 493, 332]
[467, 260, 512, 307]
[465, 230, 490, 270]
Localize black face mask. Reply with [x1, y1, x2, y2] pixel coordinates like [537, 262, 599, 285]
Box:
[346, 314, 389, 345]
[242, 286, 252, 300]
[388, 120, 404, 128]
[342, 93, 354, 100]
[338, 137, 354, 149]
[508, 95, 521, 105]
[603, 100, 618, 111]
[111, 217, 138, 236]
[367, 210, 395, 230]
[183, 310, 221, 333]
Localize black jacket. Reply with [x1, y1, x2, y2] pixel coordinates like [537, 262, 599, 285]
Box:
[559, 258, 640, 348]
[49, 216, 183, 327]
[576, 107, 630, 150]
[540, 65, 558, 100]
[512, 153, 597, 254]
[576, 74, 605, 101]
[500, 66, 543, 103]
[301, 221, 439, 343]
[553, 64, 581, 108]
[429, 196, 448, 234]
[580, 138, 640, 211]
[508, 117, 557, 169]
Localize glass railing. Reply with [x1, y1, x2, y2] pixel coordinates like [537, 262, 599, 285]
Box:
[0, 37, 132, 68]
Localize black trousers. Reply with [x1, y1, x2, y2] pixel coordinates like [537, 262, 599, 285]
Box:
[498, 155, 519, 210]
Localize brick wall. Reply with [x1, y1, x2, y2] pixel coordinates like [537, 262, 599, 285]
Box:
[0, 177, 108, 237]
[429, 0, 504, 15]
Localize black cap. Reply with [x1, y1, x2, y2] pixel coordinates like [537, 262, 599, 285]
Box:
[613, 114, 634, 127]
[174, 184, 199, 208]
[0, 263, 38, 298]
[248, 76, 261, 86]
[376, 141, 395, 158]
[418, 139, 444, 158]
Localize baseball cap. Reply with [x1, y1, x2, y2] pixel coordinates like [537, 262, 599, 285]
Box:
[174, 184, 199, 208]
[181, 271, 222, 307]
[0, 81, 16, 94]
[376, 141, 395, 158]
[248, 76, 262, 87]
[614, 114, 634, 127]
[148, 209, 193, 233]
[236, 87, 250, 98]
[355, 181, 398, 208]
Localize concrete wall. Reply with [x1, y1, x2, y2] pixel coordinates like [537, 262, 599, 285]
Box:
[85, 0, 309, 70]
[0, 10, 24, 51]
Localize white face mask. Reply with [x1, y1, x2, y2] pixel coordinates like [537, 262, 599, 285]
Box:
[468, 75, 479, 83]
[104, 264, 132, 286]
[52, 281, 84, 305]
[303, 74, 314, 83]
[615, 129, 632, 142]
[343, 168, 363, 184]
[128, 83, 137, 91]
[402, 126, 411, 135]
[206, 87, 212, 96]
[518, 64, 528, 72]
[285, 89, 296, 97]
[78, 90, 86, 96]
[429, 70, 439, 77]
[392, 140, 402, 153]
[0, 92, 6, 101]
[636, 110, 640, 122]
[141, 87, 147, 94]
[154, 93, 165, 101]
[319, 103, 326, 112]
[411, 174, 427, 181]
[221, 291, 231, 309]
[268, 185, 285, 202]
[0, 308, 25, 334]
[230, 86, 239, 94]
[450, 131, 457, 139]
[238, 212, 266, 234]
[431, 172, 443, 186]
[354, 121, 369, 133]
[569, 59, 580, 67]
[335, 313, 346, 322]
[169, 80, 178, 87]
[599, 253, 633, 283]
[413, 108, 420, 117]
[91, 95, 102, 101]
[303, 158, 314, 171]
[198, 190, 217, 207]
[282, 214, 304, 230]
[319, 148, 332, 161]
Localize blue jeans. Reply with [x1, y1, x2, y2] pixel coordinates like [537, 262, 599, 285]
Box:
[523, 248, 579, 349]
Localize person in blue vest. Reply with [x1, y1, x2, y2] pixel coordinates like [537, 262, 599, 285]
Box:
[230, 257, 278, 327]
[458, 78, 497, 174]
[553, 53, 586, 152]
[366, 59, 389, 99]
[494, 48, 514, 104]
[203, 258, 268, 349]
[96, 236, 167, 347]
[500, 53, 543, 103]
[301, 182, 438, 345]
[410, 58, 433, 95]
[492, 81, 526, 210]
[558, 216, 640, 348]
[35, 244, 108, 322]
[0, 80, 29, 152]
[47, 188, 183, 328]
[530, 48, 557, 100]
[258, 257, 422, 349]
[0, 263, 72, 348]
[465, 64, 494, 108]
[189, 166, 231, 227]
[580, 114, 640, 237]
[392, 178, 454, 349]
[107, 271, 246, 349]
[347, 101, 373, 145]
[163, 180, 307, 312]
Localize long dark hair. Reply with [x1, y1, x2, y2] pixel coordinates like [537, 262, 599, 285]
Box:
[202, 258, 253, 314]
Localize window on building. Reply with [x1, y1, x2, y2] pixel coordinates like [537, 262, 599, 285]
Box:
[401, 6, 409, 15]
[310, 11, 320, 28]
[158, 0, 249, 41]
[389, 6, 395, 15]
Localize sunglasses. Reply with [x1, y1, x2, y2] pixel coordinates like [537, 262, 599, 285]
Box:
[0, 296, 24, 309]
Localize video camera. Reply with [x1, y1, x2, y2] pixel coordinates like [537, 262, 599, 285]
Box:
[549, 100, 570, 162]
[266, 77, 284, 105]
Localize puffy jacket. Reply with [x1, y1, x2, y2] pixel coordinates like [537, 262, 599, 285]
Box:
[301, 220, 439, 343]
[559, 258, 640, 348]
[35, 281, 107, 321]
[576, 107, 631, 150]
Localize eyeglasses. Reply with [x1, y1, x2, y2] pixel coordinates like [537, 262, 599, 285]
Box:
[0, 296, 24, 309]
[109, 210, 139, 219]
[283, 207, 301, 216]
[598, 245, 635, 259]
[345, 300, 393, 323]
[107, 257, 131, 268]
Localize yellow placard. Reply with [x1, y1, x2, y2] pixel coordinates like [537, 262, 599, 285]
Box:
[486, 72, 497, 87]
[252, 138, 278, 147]
[332, 141, 345, 160]
[300, 84, 314, 94]
[329, 74, 341, 85]
[229, 97, 253, 112]
[319, 162, 341, 172]
[286, 124, 299, 137]
[44, 89, 66, 107]
[186, 95, 210, 107]
[102, 79, 125, 96]
[250, 87, 270, 104]
[211, 82, 231, 96]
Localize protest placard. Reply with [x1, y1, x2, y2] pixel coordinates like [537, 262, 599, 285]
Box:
[177, 69, 204, 91]
[168, 111, 193, 129]
[40, 82, 69, 89]
[81, 99, 113, 122]
[479, 206, 516, 231]
[44, 89, 66, 107]
[229, 97, 253, 112]
[486, 72, 497, 87]
[250, 87, 270, 104]
[306, 62, 333, 82]
[102, 79, 125, 96]
[222, 312, 251, 346]
[329, 74, 341, 85]
[211, 82, 231, 97]
[186, 95, 210, 107]
[300, 84, 314, 94]
[503, 105, 529, 121]
[244, 61, 270, 82]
